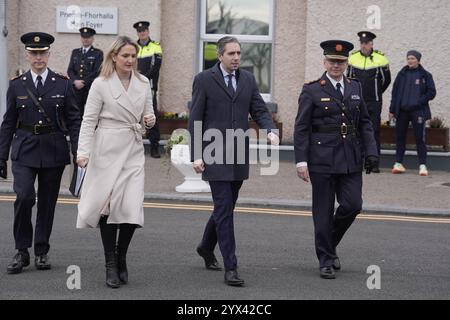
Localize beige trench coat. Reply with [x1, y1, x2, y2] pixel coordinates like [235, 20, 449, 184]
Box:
[76, 71, 153, 228]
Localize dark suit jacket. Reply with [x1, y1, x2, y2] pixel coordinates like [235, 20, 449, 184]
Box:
[0, 69, 81, 168]
[294, 73, 377, 174]
[189, 63, 276, 181]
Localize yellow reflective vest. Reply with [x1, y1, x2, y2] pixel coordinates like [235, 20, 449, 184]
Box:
[347, 50, 391, 102]
[137, 39, 163, 90]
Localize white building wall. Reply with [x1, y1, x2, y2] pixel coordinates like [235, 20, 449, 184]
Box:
[7, 0, 161, 77]
[305, 0, 450, 124]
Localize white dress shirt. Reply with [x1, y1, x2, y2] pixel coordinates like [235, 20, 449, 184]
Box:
[82, 46, 91, 54]
[219, 63, 237, 91]
[30, 68, 49, 88]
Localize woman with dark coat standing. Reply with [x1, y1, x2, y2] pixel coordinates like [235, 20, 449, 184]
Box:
[389, 50, 436, 176]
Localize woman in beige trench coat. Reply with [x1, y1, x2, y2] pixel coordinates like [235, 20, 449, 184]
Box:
[76, 36, 155, 288]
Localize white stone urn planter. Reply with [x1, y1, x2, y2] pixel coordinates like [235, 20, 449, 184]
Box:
[170, 144, 210, 193]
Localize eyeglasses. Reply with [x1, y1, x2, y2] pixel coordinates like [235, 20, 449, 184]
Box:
[326, 59, 347, 66]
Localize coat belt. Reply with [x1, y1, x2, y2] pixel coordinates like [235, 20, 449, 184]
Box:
[98, 119, 144, 143]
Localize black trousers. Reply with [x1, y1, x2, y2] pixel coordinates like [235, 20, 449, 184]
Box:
[74, 89, 89, 117]
[11, 162, 65, 255]
[309, 171, 362, 268]
[200, 180, 243, 271]
[147, 90, 160, 145]
[366, 101, 382, 156]
[395, 110, 427, 165]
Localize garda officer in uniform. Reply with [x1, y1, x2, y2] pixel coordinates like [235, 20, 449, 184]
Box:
[294, 40, 379, 279]
[0, 32, 81, 274]
[133, 21, 163, 158]
[347, 31, 391, 172]
[67, 27, 103, 116]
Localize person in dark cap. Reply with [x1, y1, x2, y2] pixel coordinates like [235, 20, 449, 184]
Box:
[294, 40, 378, 279]
[0, 32, 81, 274]
[67, 27, 103, 116]
[348, 31, 391, 172]
[133, 20, 163, 158]
[389, 50, 436, 176]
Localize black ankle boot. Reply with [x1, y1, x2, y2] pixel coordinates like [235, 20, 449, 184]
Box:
[116, 245, 128, 284]
[104, 251, 121, 288]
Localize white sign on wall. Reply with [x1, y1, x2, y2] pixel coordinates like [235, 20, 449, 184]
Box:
[56, 6, 118, 34]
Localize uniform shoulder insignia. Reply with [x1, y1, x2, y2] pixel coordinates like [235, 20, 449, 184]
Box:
[374, 49, 384, 55]
[54, 72, 69, 80]
[151, 40, 160, 45]
[304, 78, 320, 85]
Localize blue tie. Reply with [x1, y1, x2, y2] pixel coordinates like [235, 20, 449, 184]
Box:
[227, 74, 235, 94]
[36, 75, 44, 95]
[336, 82, 344, 101]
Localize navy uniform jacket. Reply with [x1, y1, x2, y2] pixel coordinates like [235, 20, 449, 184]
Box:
[67, 46, 103, 91]
[0, 69, 81, 168]
[294, 73, 377, 174]
[189, 63, 276, 181]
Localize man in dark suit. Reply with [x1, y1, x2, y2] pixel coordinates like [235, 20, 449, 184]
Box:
[189, 36, 279, 286]
[0, 32, 81, 274]
[294, 40, 379, 279]
[67, 27, 103, 116]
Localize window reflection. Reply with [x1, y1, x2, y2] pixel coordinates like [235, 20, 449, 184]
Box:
[206, 0, 270, 35]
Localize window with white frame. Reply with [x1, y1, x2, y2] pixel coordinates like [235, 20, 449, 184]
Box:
[199, 0, 274, 99]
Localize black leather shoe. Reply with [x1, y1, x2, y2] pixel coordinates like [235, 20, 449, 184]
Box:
[196, 246, 222, 271]
[150, 144, 161, 158]
[224, 270, 245, 286]
[320, 266, 336, 279]
[332, 257, 341, 271]
[7, 251, 30, 274]
[35, 254, 51, 270]
[372, 166, 380, 173]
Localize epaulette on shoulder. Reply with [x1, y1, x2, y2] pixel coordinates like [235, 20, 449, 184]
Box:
[151, 40, 160, 45]
[10, 75, 21, 81]
[54, 72, 69, 80]
[350, 50, 359, 55]
[347, 76, 359, 82]
[304, 78, 320, 85]
[374, 49, 384, 55]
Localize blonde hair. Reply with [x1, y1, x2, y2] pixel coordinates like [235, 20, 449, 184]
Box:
[99, 36, 145, 81]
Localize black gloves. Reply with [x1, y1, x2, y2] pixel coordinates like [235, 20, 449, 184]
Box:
[364, 155, 379, 174]
[0, 159, 7, 179]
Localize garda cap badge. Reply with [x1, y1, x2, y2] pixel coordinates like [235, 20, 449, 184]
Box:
[34, 36, 40, 43]
[336, 44, 343, 52]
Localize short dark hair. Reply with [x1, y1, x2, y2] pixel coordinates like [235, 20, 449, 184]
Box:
[217, 36, 241, 55]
